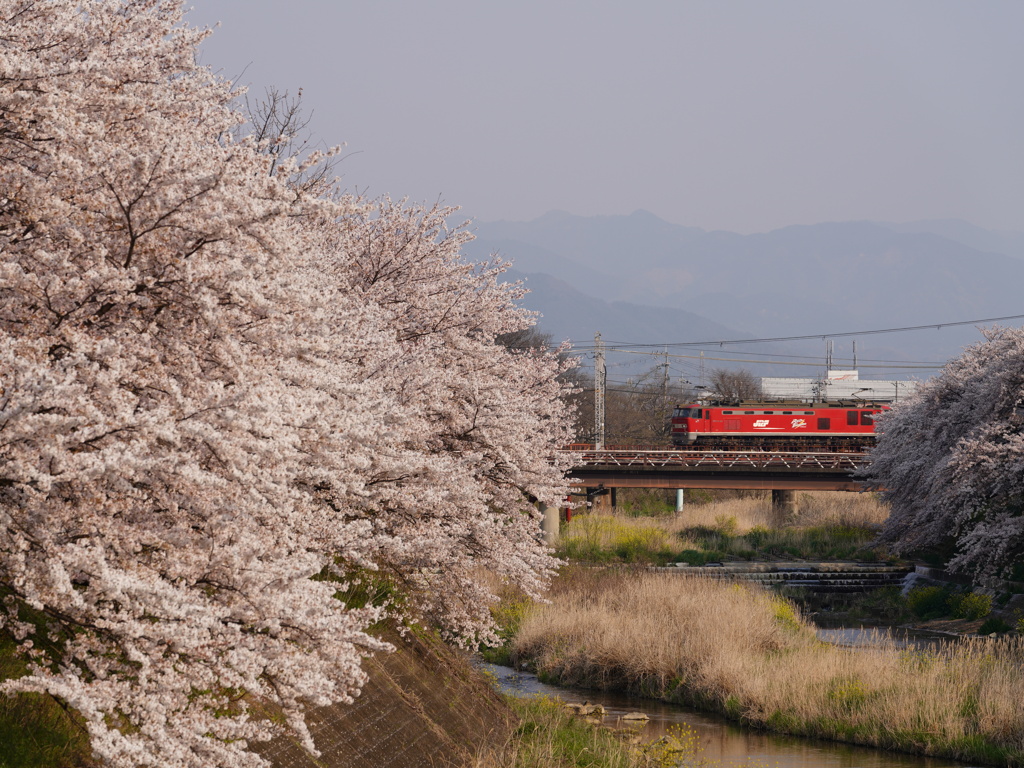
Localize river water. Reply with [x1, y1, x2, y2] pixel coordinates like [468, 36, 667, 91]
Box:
[483, 627, 979, 768]
[814, 625, 953, 650]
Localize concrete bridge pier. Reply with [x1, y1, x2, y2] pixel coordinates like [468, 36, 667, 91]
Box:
[540, 502, 559, 547]
[772, 489, 798, 518]
[676, 489, 685, 513]
[587, 486, 615, 513]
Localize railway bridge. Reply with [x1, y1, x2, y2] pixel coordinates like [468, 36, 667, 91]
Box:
[566, 446, 870, 492]
[541, 447, 875, 543]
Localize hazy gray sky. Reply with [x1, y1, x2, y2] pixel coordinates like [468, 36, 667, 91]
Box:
[188, 1, 1024, 234]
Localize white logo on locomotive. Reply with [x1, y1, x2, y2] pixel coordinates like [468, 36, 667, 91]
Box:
[753, 419, 770, 427]
[791, 419, 807, 428]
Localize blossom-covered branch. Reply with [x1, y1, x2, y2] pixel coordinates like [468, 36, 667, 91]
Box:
[865, 326, 1024, 582]
[0, 2, 574, 766]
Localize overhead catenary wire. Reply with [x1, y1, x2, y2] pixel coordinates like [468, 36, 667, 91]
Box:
[609, 349, 941, 369]
[566, 311, 1024, 352]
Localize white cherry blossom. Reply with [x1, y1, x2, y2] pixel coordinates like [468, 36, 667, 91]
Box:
[0, 2, 574, 766]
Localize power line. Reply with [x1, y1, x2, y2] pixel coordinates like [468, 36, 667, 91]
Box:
[567, 312, 1024, 351]
[609, 348, 940, 370]
[655, 345, 946, 365]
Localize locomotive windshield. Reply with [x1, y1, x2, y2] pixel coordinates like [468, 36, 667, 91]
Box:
[673, 407, 698, 418]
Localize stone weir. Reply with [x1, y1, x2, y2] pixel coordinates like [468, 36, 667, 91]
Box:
[654, 561, 913, 593]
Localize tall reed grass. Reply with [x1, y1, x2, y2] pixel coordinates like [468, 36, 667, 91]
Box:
[654, 491, 889, 532]
[512, 569, 1024, 766]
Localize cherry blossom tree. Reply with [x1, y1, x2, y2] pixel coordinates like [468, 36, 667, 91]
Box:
[309, 199, 575, 642]
[865, 326, 1024, 582]
[0, 2, 573, 766]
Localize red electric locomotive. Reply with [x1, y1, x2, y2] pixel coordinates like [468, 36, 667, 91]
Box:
[669, 401, 888, 451]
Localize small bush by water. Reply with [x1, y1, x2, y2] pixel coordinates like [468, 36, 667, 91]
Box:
[949, 591, 993, 620]
[905, 586, 994, 621]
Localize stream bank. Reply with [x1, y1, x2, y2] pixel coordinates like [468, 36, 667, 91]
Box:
[483, 662, 975, 768]
[509, 568, 1024, 767]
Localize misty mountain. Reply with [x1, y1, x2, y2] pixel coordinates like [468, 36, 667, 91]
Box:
[873, 219, 1024, 261]
[502, 268, 748, 348]
[467, 211, 1024, 365]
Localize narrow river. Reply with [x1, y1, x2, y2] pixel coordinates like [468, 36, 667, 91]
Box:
[483, 627, 979, 768]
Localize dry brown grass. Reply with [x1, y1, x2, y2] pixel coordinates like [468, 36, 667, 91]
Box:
[512, 569, 1024, 766]
[670, 491, 889, 533]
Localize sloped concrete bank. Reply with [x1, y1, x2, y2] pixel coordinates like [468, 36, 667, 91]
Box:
[255, 628, 512, 768]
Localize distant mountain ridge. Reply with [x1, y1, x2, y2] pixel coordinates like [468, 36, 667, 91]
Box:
[466, 211, 1024, 366]
[873, 218, 1024, 261]
[500, 267, 750, 348]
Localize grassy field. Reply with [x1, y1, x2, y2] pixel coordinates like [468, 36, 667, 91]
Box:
[510, 567, 1024, 767]
[558, 492, 891, 565]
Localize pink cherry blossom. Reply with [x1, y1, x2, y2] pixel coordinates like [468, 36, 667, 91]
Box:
[866, 325, 1024, 582]
[0, 2, 575, 766]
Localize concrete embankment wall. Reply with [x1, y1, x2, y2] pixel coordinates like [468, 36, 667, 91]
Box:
[255, 628, 512, 768]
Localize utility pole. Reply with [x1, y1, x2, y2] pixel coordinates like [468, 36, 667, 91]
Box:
[594, 332, 606, 450]
[662, 348, 669, 402]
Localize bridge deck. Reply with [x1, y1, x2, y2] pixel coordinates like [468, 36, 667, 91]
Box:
[561, 448, 873, 491]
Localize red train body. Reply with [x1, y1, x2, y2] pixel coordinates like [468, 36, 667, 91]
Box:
[670, 401, 888, 451]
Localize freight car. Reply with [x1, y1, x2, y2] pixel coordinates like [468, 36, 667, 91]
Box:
[669, 401, 888, 451]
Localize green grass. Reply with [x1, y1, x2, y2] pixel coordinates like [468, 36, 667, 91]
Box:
[0, 629, 93, 768]
[0, 692, 93, 768]
[556, 516, 676, 565]
[680, 522, 882, 562]
[483, 695, 710, 768]
[481, 591, 535, 666]
[506, 696, 638, 768]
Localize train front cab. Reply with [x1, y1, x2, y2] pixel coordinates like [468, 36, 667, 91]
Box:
[670, 405, 703, 446]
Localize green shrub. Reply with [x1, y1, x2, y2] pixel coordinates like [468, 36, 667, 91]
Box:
[770, 597, 803, 633]
[482, 593, 534, 665]
[950, 592, 992, 621]
[612, 528, 671, 563]
[978, 617, 1012, 635]
[558, 536, 613, 563]
[907, 586, 951, 619]
[713, 514, 739, 537]
[826, 677, 869, 713]
[727, 524, 880, 562]
[745, 525, 771, 548]
[616, 488, 677, 517]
